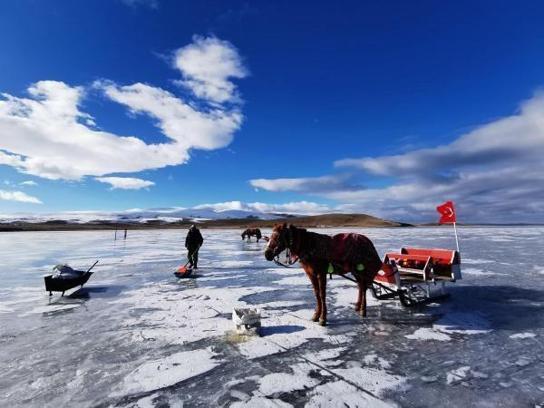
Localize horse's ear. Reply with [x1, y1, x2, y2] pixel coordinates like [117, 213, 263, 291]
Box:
[282, 222, 287, 229]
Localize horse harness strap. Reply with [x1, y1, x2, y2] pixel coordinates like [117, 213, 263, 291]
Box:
[273, 247, 299, 267]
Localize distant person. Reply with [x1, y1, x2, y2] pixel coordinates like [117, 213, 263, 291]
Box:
[185, 224, 203, 269]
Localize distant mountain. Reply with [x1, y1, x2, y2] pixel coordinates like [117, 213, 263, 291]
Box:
[0, 206, 284, 224]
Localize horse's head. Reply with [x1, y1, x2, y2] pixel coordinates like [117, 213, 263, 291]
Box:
[264, 223, 295, 261]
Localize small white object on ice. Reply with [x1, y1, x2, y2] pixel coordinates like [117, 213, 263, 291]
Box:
[232, 307, 261, 335]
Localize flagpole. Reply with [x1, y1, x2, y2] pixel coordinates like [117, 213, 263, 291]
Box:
[453, 222, 460, 253]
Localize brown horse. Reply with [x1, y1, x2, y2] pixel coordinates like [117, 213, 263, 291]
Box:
[264, 223, 382, 326]
[242, 228, 262, 242]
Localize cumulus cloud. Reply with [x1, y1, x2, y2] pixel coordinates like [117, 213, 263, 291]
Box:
[95, 177, 155, 190]
[0, 36, 246, 185]
[0, 190, 42, 204]
[99, 81, 242, 151]
[174, 36, 248, 104]
[252, 93, 544, 223]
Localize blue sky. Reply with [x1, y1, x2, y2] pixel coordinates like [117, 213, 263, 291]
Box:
[1, 0, 543, 222]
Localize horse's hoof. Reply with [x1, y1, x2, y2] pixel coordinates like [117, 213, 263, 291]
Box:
[319, 319, 327, 326]
[311, 314, 319, 322]
[359, 309, 367, 318]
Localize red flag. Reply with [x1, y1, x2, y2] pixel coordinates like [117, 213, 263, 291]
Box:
[437, 201, 456, 224]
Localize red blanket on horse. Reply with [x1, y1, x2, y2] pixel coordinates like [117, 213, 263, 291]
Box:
[329, 233, 382, 280]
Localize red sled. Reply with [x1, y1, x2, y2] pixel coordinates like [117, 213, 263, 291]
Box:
[372, 247, 462, 307]
[174, 264, 193, 278]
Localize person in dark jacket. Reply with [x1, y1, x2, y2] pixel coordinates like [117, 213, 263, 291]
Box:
[185, 224, 204, 269]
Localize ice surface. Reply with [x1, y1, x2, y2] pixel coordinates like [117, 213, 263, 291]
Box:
[0, 227, 543, 407]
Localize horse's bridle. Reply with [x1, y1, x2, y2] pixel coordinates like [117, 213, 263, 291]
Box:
[271, 227, 300, 267]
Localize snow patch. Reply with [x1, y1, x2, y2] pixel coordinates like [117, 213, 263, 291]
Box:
[230, 396, 293, 407]
[363, 353, 392, 369]
[331, 365, 406, 396]
[446, 366, 471, 385]
[258, 363, 319, 395]
[405, 328, 451, 342]
[306, 380, 395, 408]
[116, 348, 219, 395]
[434, 312, 491, 335]
[509, 332, 536, 339]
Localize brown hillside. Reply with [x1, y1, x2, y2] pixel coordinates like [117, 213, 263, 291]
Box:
[0, 213, 411, 232]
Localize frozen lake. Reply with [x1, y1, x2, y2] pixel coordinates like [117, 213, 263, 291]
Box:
[0, 227, 543, 407]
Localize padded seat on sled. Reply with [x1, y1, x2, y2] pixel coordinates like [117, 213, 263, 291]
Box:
[384, 248, 461, 282]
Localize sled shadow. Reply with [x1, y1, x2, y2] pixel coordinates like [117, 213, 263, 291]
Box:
[438, 284, 544, 331]
[260, 325, 305, 336]
[68, 285, 124, 299]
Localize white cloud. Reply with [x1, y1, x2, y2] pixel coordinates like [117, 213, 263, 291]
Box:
[95, 177, 155, 190]
[0, 190, 42, 204]
[250, 175, 353, 193]
[194, 200, 331, 215]
[251, 93, 544, 223]
[174, 36, 248, 104]
[0, 36, 246, 185]
[20, 180, 37, 186]
[99, 81, 242, 151]
[335, 94, 544, 177]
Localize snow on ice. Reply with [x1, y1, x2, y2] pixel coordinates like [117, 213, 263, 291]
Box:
[0, 227, 543, 407]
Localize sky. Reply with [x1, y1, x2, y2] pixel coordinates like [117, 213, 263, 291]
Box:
[0, 0, 543, 223]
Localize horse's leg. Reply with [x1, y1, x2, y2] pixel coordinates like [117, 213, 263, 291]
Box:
[303, 264, 321, 322]
[317, 267, 327, 326]
[359, 276, 367, 317]
[355, 274, 363, 312]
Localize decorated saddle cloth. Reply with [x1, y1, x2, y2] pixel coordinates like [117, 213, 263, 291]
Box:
[327, 233, 382, 280]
